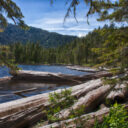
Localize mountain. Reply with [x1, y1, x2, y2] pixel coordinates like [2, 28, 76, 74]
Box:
[0, 24, 76, 48]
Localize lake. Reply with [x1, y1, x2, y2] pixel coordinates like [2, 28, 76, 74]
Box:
[0, 65, 88, 78]
[0, 65, 88, 103]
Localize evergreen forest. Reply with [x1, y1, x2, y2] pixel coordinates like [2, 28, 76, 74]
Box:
[3, 24, 127, 71]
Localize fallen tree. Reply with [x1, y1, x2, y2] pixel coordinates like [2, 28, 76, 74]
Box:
[106, 83, 128, 103]
[42, 107, 110, 128]
[10, 70, 112, 84]
[0, 77, 127, 128]
[57, 84, 113, 120]
[0, 79, 103, 128]
[42, 104, 128, 128]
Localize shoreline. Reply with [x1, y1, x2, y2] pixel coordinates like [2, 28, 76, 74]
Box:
[66, 65, 99, 73]
[0, 64, 98, 79]
[18, 64, 99, 73]
[0, 76, 12, 84]
[17, 63, 74, 66]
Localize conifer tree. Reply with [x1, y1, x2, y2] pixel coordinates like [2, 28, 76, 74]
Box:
[0, 0, 26, 29]
[1, 0, 128, 72]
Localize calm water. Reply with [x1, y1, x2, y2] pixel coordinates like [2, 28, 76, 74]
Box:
[0, 65, 88, 103]
[0, 81, 70, 103]
[0, 65, 88, 78]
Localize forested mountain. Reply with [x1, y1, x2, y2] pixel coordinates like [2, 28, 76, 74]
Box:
[0, 24, 76, 48]
[7, 24, 128, 68]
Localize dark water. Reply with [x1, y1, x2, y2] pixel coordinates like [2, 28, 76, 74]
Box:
[0, 81, 70, 103]
[0, 65, 88, 103]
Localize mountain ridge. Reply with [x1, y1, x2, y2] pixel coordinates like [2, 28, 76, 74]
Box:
[0, 24, 76, 48]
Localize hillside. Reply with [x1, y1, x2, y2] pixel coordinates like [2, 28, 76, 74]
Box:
[0, 24, 76, 48]
[9, 24, 128, 65]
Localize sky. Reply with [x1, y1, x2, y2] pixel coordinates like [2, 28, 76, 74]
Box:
[12, 0, 112, 37]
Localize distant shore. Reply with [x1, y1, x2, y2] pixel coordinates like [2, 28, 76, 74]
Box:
[18, 63, 99, 73]
[66, 65, 99, 73]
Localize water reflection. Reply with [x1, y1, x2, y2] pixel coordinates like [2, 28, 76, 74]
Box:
[0, 81, 70, 103]
[0, 65, 87, 103]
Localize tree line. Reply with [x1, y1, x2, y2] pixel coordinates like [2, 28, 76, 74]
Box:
[2, 24, 126, 71]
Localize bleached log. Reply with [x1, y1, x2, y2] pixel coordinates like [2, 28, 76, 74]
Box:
[107, 84, 128, 102]
[0, 79, 102, 117]
[0, 79, 103, 128]
[11, 70, 112, 84]
[71, 79, 102, 98]
[66, 66, 99, 73]
[58, 84, 113, 120]
[11, 70, 83, 84]
[0, 78, 126, 128]
[41, 104, 128, 128]
[41, 107, 109, 128]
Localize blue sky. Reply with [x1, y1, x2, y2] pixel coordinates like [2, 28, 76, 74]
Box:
[13, 0, 112, 37]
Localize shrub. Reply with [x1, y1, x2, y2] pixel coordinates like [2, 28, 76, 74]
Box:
[94, 103, 128, 128]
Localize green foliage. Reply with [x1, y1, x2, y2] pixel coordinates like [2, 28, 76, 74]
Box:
[64, 0, 128, 24]
[1, 0, 128, 74]
[69, 105, 85, 119]
[94, 103, 128, 128]
[1, 24, 127, 85]
[46, 89, 88, 128]
[0, 45, 19, 71]
[97, 27, 128, 70]
[47, 90, 128, 128]
[47, 89, 77, 122]
[102, 78, 118, 86]
[0, 0, 27, 29]
[1, 0, 127, 29]
[6, 25, 103, 65]
[3, 24, 127, 74]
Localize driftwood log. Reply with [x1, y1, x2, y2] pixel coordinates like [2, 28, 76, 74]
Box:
[0, 79, 103, 128]
[0, 76, 126, 128]
[42, 104, 128, 128]
[106, 83, 128, 103]
[11, 70, 112, 84]
[42, 107, 110, 128]
[57, 84, 113, 120]
[66, 66, 99, 73]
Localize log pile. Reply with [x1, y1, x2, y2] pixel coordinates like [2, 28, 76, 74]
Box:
[42, 107, 110, 128]
[42, 104, 128, 128]
[0, 75, 127, 128]
[57, 84, 112, 120]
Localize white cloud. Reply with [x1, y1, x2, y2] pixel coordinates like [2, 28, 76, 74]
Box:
[29, 16, 106, 37]
[78, 33, 87, 37]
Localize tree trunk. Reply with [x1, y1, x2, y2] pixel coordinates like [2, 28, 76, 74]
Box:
[42, 104, 128, 128]
[10, 70, 112, 84]
[57, 84, 113, 120]
[0, 79, 102, 128]
[106, 83, 128, 103]
[0, 78, 124, 128]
